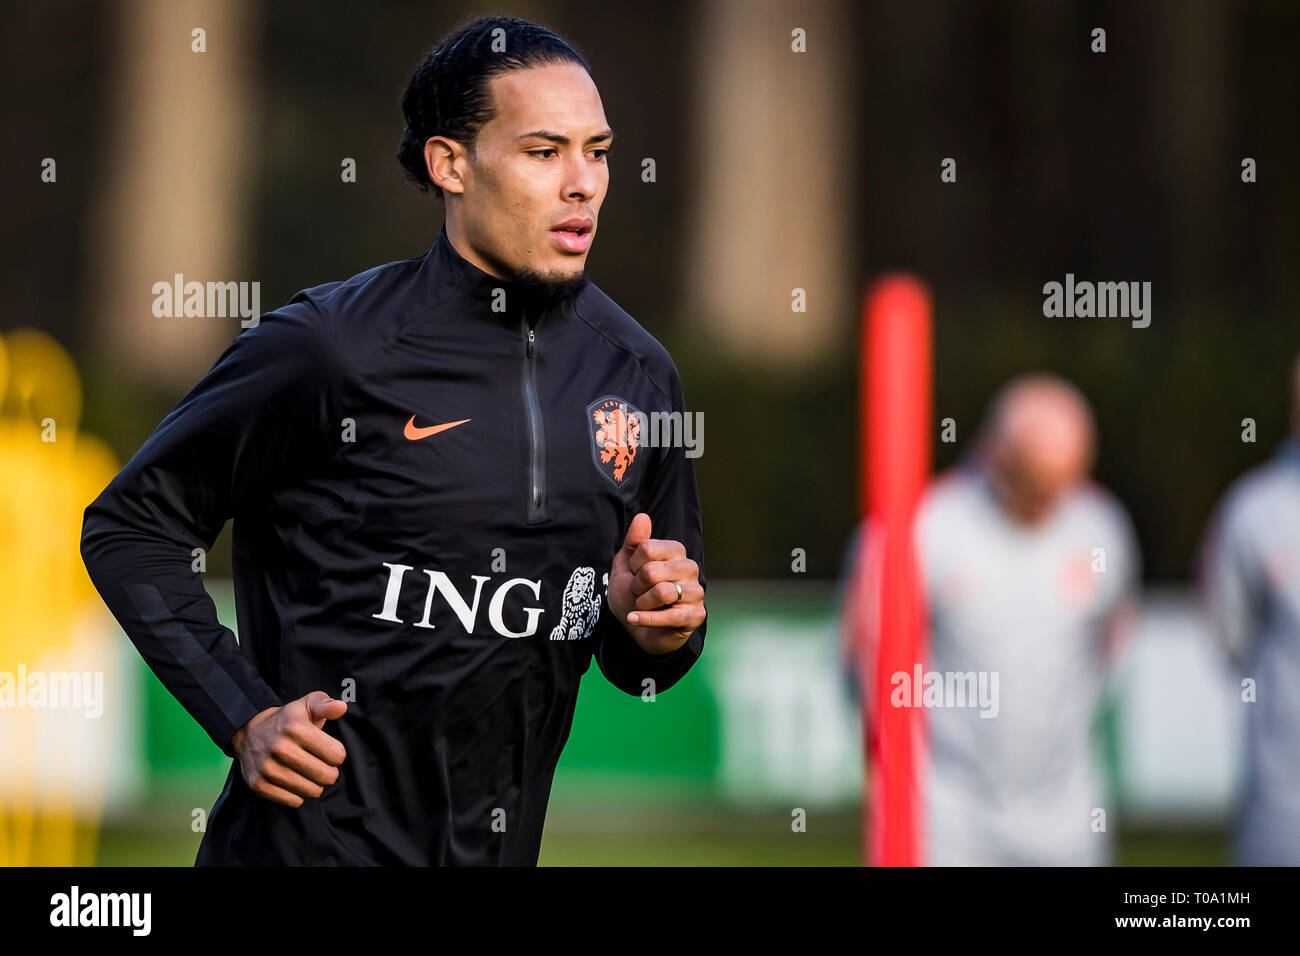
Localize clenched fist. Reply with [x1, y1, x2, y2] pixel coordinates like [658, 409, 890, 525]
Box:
[605, 512, 706, 656]
[230, 690, 348, 807]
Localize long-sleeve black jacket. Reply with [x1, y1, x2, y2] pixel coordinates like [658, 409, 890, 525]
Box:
[80, 226, 707, 865]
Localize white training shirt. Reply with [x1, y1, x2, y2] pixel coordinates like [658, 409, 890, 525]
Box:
[914, 466, 1140, 865]
[1200, 438, 1300, 865]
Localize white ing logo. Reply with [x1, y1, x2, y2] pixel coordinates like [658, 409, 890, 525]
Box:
[371, 562, 604, 641]
[549, 566, 604, 642]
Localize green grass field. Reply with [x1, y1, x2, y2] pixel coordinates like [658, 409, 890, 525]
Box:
[92, 801, 1227, 866]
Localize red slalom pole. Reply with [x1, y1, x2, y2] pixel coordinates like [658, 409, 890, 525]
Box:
[857, 276, 932, 866]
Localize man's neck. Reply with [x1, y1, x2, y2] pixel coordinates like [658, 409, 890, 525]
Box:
[444, 218, 507, 280]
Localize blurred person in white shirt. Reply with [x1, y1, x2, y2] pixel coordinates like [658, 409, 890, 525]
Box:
[1199, 354, 1300, 866]
[840, 374, 1140, 865]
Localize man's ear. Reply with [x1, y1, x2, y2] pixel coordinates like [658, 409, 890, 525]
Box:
[425, 136, 467, 195]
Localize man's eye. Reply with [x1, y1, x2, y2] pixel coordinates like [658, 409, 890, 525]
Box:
[590, 149, 609, 160]
[529, 148, 557, 159]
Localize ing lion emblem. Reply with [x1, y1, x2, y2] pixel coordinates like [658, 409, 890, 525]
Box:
[549, 566, 603, 641]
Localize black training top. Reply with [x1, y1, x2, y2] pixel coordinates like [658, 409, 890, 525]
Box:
[80, 226, 707, 865]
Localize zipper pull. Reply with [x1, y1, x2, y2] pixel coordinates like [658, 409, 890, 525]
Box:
[527, 327, 535, 357]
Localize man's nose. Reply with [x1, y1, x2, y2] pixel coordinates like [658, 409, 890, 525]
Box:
[562, 154, 599, 201]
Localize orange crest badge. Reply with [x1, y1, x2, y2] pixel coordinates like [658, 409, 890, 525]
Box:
[587, 395, 643, 486]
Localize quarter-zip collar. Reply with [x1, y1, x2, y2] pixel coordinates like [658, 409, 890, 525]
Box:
[424, 223, 587, 330]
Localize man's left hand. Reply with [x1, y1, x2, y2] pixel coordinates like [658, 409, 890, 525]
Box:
[605, 512, 706, 656]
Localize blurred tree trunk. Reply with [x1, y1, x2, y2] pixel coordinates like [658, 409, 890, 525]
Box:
[683, 0, 851, 371]
[1149, 0, 1229, 297]
[87, 0, 256, 388]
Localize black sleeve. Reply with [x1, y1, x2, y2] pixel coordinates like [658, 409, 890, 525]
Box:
[594, 364, 707, 697]
[80, 300, 342, 757]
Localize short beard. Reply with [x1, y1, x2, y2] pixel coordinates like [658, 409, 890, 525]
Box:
[512, 266, 589, 311]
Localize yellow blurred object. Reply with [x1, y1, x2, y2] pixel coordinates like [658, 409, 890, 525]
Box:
[0, 329, 119, 866]
[1, 328, 83, 433]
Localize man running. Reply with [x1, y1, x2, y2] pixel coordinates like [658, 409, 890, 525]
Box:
[80, 15, 707, 866]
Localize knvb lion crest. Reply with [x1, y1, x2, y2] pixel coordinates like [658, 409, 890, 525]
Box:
[587, 395, 642, 486]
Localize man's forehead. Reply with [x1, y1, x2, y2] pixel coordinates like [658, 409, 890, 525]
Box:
[485, 63, 608, 134]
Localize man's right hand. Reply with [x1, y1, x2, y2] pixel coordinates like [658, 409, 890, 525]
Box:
[230, 691, 348, 807]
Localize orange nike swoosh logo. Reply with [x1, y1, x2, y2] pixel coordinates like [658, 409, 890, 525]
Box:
[404, 416, 471, 440]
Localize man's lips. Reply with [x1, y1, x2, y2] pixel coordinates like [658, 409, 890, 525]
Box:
[549, 219, 594, 254]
